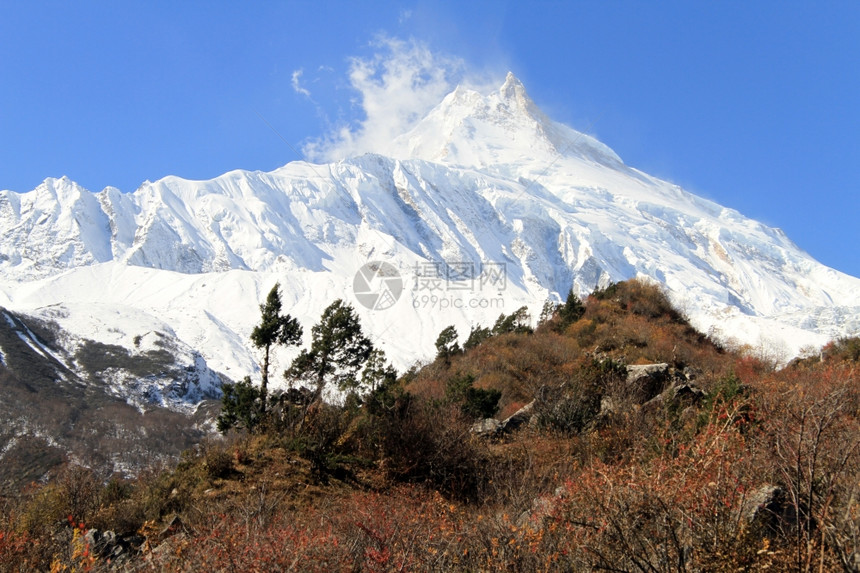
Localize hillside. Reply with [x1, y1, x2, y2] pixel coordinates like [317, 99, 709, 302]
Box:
[0, 308, 220, 493]
[3, 280, 858, 572]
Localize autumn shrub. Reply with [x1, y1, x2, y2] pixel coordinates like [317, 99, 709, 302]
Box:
[0, 526, 39, 572]
[753, 363, 860, 571]
[534, 356, 625, 435]
[138, 510, 347, 572]
[542, 407, 783, 571]
[372, 399, 490, 502]
[290, 402, 359, 482]
[822, 335, 860, 363]
[120, 463, 196, 525]
[15, 465, 101, 541]
[591, 277, 685, 323]
[202, 444, 235, 480]
[47, 517, 97, 573]
[444, 330, 579, 415]
[137, 486, 471, 572]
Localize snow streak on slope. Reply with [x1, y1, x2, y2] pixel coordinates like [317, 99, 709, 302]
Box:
[2, 73, 859, 398]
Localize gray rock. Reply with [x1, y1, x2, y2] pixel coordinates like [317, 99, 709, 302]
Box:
[743, 484, 804, 536]
[158, 514, 185, 540]
[501, 400, 535, 432]
[626, 363, 671, 403]
[471, 418, 503, 436]
[84, 528, 136, 560]
[641, 380, 706, 418]
[671, 383, 706, 404]
[472, 401, 537, 437]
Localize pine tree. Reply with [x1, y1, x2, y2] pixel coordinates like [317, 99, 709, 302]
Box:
[250, 283, 302, 411]
[361, 348, 398, 394]
[216, 376, 262, 434]
[492, 306, 532, 335]
[463, 324, 492, 350]
[435, 325, 461, 361]
[285, 299, 373, 401]
[556, 288, 585, 329]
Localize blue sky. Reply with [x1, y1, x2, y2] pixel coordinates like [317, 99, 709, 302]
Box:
[1, 1, 858, 277]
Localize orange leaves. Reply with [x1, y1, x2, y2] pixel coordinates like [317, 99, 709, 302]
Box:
[0, 528, 36, 570]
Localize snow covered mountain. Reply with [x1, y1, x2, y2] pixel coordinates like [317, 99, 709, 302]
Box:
[0, 306, 219, 488]
[2, 73, 859, 412]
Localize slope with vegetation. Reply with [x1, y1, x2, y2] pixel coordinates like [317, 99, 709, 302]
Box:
[2, 279, 858, 572]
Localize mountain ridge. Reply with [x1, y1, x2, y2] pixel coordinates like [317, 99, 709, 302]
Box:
[2, 73, 859, 401]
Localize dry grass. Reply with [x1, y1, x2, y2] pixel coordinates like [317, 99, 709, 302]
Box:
[3, 279, 858, 572]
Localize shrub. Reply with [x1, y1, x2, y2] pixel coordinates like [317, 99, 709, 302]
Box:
[203, 446, 234, 480]
[444, 373, 501, 420]
[17, 465, 101, 538]
[373, 400, 490, 501]
[535, 357, 625, 434]
[822, 336, 860, 363]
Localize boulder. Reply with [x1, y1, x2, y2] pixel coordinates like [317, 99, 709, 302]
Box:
[471, 401, 537, 437]
[470, 418, 502, 437]
[742, 484, 804, 536]
[158, 514, 186, 541]
[671, 383, 706, 405]
[626, 363, 671, 403]
[83, 528, 141, 561]
[501, 400, 535, 432]
[641, 380, 706, 418]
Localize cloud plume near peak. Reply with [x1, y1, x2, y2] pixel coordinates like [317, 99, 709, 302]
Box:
[303, 37, 498, 163]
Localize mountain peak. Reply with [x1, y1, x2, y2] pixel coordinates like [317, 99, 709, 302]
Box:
[389, 73, 622, 168]
[498, 72, 542, 122]
[500, 72, 526, 100]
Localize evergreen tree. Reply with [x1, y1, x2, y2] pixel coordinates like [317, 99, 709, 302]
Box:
[492, 306, 533, 335]
[361, 348, 398, 394]
[362, 349, 406, 417]
[555, 288, 586, 330]
[435, 325, 461, 361]
[285, 299, 373, 401]
[538, 299, 559, 326]
[251, 283, 303, 411]
[463, 324, 492, 350]
[217, 376, 262, 434]
[445, 373, 501, 420]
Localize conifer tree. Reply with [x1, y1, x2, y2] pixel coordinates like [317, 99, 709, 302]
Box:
[492, 306, 532, 335]
[217, 376, 262, 433]
[361, 348, 398, 394]
[463, 324, 492, 350]
[435, 325, 461, 361]
[251, 283, 302, 411]
[285, 299, 373, 401]
[556, 288, 585, 328]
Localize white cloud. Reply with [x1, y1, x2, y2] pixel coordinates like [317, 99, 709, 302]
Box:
[304, 37, 478, 162]
[291, 69, 311, 98]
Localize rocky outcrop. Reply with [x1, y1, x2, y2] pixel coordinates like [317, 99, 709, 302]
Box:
[84, 528, 144, 562]
[625, 363, 672, 403]
[471, 400, 536, 437]
[473, 364, 705, 438]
